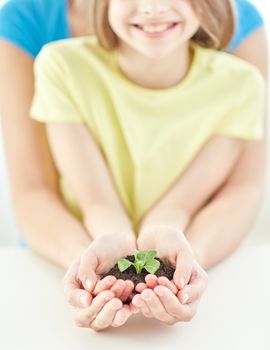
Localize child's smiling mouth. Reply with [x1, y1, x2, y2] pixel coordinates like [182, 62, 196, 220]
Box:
[131, 22, 181, 39]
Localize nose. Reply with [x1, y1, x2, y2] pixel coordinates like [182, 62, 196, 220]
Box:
[138, 0, 170, 17]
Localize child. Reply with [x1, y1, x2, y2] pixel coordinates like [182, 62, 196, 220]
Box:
[11, 0, 270, 331]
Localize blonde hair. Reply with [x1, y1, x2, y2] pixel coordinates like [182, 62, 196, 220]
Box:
[93, 0, 236, 51]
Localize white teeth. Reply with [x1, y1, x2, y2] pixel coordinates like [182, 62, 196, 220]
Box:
[141, 24, 171, 33]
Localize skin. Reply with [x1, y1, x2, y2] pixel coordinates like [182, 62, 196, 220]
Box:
[128, 27, 269, 322]
[0, 0, 268, 332]
[109, 0, 200, 89]
[47, 0, 206, 330]
[55, 0, 267, 329]
[67, 0, 94, 37]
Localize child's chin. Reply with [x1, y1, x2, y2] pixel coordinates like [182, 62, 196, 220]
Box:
[139, 48, 175, 60]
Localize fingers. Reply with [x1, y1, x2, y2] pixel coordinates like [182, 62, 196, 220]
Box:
[78, 250, 99, 292]
[157, 276, 178, 295]
[131, 294, 142, 308]
[135, 275, 178, 299]
[141, 303, 153, 318]
[93, 278, 135, 303]
[111, 304, 133, 328]
[140, 275, 178, 320]
[111, 302, 140, 328]
[90, 298, 123, 331]
[177, 268, 208, 304]
[93, 277, 135, 311]
[63, 259, 94, 308]
[110, 279, 126, 298]
[154, 285, 198, 322]
[135, 274, 158, 293]
[140, 289, 176, 325]
[135, 282, 147, 293]
[72, 290, 138, 331]
[92, 276, 117, 296]
[132, 294, 154, 319]
[126, 291, 136, 303]
[62, 258, 81, 296]
[173, 251, 193, 290]
[128, 302, 140, 314]
[145, 274, 159, 289]
[119, 280, 134, 303]
[72, 290, 115, 328]
[67, 289, 93, 308]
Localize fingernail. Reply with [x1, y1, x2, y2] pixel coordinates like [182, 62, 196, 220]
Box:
[182, 293, 188, 304]
[85, 279, 92, 291]
[80, 294, 88, 307]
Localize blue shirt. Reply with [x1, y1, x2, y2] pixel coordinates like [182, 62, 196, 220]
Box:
[230, 0, 264, 50]
[0, 0, 71, 58]
[0, 0, 264, 58]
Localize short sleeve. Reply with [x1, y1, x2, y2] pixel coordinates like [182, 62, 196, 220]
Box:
[216, 69, 266, 140]
[30, 45, 83, 123]
[0, 0, 44, 58]
[228, 0, 264, 51]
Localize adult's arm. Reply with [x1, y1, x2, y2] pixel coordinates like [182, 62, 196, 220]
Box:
[232, 26, 268, 77]
[0, 40, 91, 269]
[185, 26, 268, 270]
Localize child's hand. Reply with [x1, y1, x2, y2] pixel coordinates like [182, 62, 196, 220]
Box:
[134, 226, 208, 324]
[132, 262, 207, 324]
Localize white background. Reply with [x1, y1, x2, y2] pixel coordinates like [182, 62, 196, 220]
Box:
[0, 0, 269, 245]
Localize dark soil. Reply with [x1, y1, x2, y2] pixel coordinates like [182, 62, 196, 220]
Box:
[100, 255, 175, 289]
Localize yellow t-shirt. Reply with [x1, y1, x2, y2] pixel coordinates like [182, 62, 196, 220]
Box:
[30, 36, 266, 233]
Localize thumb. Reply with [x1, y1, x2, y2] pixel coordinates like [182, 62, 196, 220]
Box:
[173, 250, 193, 290]
[63, 258, 81, 296]
[78, 251, 99, 292]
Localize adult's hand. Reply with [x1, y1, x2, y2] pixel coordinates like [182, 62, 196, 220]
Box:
[63, 233, 139, 331]
[133, 226, 208, 325]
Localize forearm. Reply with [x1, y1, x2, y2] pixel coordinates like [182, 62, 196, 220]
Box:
[15, 188, 91, 270]
[45, 122, 136, 242]
[138, 184, 264, 270]
[185, 185, 264, 270]
[83, 203, 136, 241]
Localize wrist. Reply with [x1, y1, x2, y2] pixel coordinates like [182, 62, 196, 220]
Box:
[93, 231, 136, 249]
[137, 224, 186, 251]
[91, 231, 137, 262]
[111, 231, 136, 246]
[139, 204, 191, 236]
[83, 203, 134, 240]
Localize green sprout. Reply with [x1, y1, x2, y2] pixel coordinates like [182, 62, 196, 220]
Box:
[117, 249, 160, 274]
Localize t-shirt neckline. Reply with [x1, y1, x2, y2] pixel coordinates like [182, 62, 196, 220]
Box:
[109, 42, 201, 96]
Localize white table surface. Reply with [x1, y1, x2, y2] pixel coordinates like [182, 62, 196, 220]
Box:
[0, 245, 270, 350]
